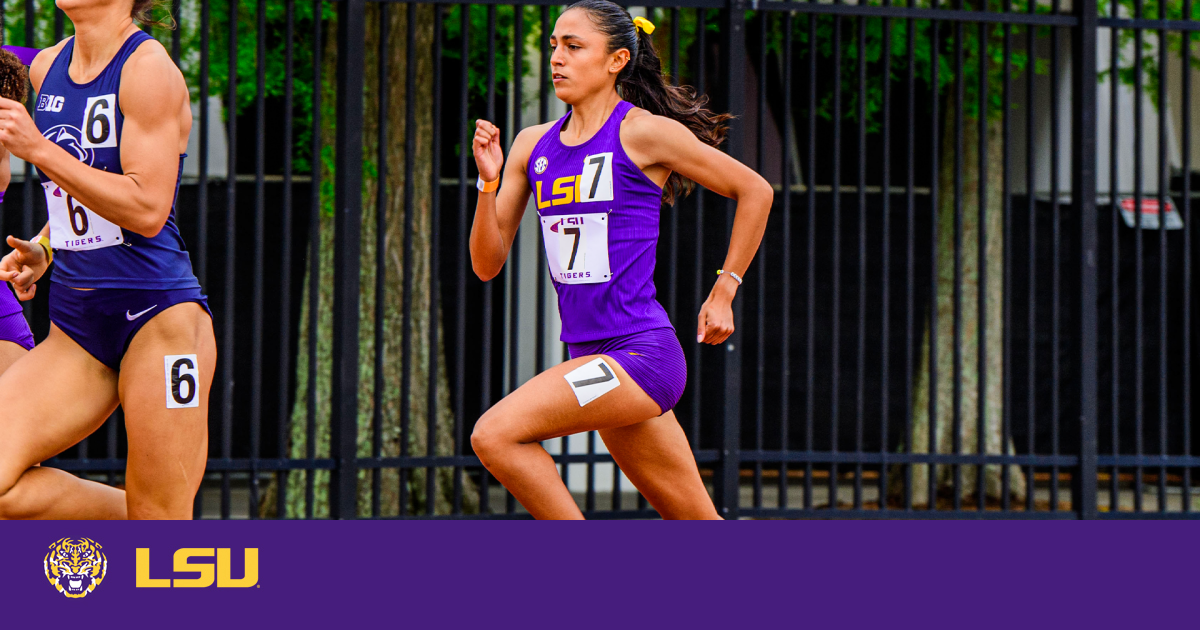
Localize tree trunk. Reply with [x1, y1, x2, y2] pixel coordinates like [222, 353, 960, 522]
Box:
[262, 4, 476, 517]
[892, 100, 1027, 508]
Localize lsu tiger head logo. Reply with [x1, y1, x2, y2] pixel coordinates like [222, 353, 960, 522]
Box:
[44, 538, 107, 599]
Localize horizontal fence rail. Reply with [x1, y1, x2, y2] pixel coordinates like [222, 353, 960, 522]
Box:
[4, 0, 1195, 518]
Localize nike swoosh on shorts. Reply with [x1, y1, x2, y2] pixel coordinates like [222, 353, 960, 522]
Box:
[126, 305, 158, 321]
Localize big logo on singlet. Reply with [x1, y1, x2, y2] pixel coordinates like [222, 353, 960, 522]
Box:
[41, 124, 96, 166]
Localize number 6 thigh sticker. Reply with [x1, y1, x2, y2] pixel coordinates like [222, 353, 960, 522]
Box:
[165, 355, 200, 409]
[563, 357, 620, 407]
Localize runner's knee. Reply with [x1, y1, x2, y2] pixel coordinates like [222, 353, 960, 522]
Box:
[470, 411, 513, 469]
[0, 467, 33, 519]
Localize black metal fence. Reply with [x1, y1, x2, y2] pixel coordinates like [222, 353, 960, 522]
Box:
[10, 0, 1197, 518]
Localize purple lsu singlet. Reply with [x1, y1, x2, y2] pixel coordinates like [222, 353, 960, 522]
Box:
[34, 30, 199, 290]
[529, 100, 673, 343]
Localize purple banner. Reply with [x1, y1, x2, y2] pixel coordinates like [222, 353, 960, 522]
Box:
[2, 521, 1194, 628]
[1, 45, 40, 66]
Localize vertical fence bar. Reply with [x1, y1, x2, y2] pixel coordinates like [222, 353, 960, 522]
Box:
[1182, 0, 1193, 515]
[305, 0, 323, 519]
[1133, 0, 1144, 512]
[508, 4, 523, 402]
[1024, 1, 1036, 512]
[976, 19, 988, 511]
[1109, 0, 1121, 513]
[780, 11, 793, 510]
[715, 0, 747, 520]
[537, 5, 549, 376]
[668, 8, 680, 333]
[171, 0, 181, 62]
[453, 3, 469, 515]
[277, 0, 295, 519]
[250, 0, 268, 517]
[1073, 0, 1099, 520]
[373, 2, 390, 518]
[508, 5, 523, 517]
[1049, 3, 1062, 513]
[1001, 0, 1013, 511]
[951, 1, 963, 512]
[330, 0, 367, 520]
[903, 0, 915, 511]
[428, 2, 444, 517]
[805, 9, 816, 511]
[1155, 12, 1168, 512]
[400, 1, 418, 517]
[197, 0, 211, 291]
[831, 1, 843, 510]
[480, 4, 497, 514]
[221, 0, 238, 520]
[928, 15, 940, 510]
[753, 10, 766, 511]
[854, 10, 866, 511]
[879, 4, 892, 511]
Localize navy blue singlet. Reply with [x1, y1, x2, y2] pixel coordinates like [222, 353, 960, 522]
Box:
[33, 30, 198, 290]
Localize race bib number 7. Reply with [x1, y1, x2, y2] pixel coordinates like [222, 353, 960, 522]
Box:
[44, 183, 124, 251]
[540, 212, 612, 284]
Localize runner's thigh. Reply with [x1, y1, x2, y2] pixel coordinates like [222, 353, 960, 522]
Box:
[118, 302, 216, 519]
[0, 325, 119, 490]
[475, 354, 662, 446]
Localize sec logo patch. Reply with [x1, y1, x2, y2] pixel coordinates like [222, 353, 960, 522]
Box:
[534, 156, 548, 175]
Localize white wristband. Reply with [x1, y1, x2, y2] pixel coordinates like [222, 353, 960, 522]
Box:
[716, 269, 743, 285]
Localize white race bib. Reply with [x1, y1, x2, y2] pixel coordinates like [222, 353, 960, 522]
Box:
[540, 212, 611, 284]
[44, 182, 124, 251]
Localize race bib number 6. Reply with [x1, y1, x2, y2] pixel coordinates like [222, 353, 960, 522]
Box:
[540, 212, 612, 284]
[44, 183, 124, 251]
[165, 354, 200, 409]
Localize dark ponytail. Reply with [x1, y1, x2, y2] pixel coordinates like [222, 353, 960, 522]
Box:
[566, 0, 732, 205]
[131, 0, 176, 30]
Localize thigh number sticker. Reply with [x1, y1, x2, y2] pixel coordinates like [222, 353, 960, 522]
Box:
[165, 354, 200, 409]
[563, 357, 620, 407]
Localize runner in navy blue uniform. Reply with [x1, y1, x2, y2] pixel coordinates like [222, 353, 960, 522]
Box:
[0, 0, 214, 520]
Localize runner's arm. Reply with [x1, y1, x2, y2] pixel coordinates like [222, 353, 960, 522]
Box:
[625, 114, 772, 299]
[0, 40, 185, 238]
[470, 123, 541, 282]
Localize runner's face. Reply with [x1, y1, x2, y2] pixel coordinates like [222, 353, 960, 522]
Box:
[549, 10, 627, 104]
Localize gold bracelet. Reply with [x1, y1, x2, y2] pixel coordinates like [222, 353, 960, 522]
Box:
[34, 234, 52, 265]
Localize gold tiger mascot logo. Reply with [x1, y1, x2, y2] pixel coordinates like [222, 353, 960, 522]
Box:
[44, 538, 107, 598]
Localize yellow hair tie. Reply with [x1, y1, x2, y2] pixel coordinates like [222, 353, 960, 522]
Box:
[633, 16, 655, 35]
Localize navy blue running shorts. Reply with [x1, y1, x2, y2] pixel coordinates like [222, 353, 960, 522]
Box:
[49, 283, 212, 371]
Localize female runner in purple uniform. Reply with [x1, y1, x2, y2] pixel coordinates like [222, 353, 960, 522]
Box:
[469, 0, 772, 519]
[0, 51, 37, 368]
[0, 0, 215, 520]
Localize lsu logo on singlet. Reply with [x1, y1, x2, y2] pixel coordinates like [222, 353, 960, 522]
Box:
[44, 537, 108, 599]
[534, 151, 614, 208]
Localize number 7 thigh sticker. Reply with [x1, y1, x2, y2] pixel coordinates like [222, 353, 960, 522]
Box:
[165, 355, 200, 409]
[563, 357, 620, 407]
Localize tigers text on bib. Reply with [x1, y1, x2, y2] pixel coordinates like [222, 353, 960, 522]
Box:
[44, 183, 124, 251]
[540, 212, 611, 284]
